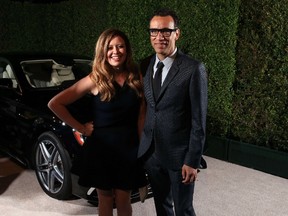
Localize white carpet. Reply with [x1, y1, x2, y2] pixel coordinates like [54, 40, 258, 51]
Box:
[1, 155, 288, 216]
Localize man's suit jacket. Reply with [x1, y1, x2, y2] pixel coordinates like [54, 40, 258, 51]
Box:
[138, 50, 208, 170]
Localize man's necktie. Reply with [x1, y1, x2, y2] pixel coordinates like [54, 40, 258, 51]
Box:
[153, 61, 164, 99]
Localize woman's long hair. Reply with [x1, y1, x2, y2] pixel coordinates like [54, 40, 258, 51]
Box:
[89, 28, 143, 101]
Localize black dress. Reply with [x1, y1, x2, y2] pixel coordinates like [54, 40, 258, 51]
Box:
[74, 82, 147, 190]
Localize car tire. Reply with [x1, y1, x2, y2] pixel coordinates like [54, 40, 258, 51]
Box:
[34, 131, 72, 200]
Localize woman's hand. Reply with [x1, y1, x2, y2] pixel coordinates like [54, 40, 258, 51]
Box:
[81, 121, 94, 136]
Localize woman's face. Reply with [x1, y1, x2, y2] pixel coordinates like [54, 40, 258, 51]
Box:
[106, 36, 127, 70]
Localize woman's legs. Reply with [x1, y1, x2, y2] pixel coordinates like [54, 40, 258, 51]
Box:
[96, 189, 114, 216]
[96, 188, 132, 216]
[114, 189, 132, 216]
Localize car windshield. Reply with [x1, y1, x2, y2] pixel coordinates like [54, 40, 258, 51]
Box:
[20, 59, 92, 88]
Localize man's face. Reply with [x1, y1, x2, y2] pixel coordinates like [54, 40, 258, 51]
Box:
[149, 15, 180, 60]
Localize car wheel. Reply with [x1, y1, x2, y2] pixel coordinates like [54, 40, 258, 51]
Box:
[34, 131, 72, 200]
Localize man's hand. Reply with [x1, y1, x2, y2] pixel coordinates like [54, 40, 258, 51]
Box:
[182, 164, 198, 184]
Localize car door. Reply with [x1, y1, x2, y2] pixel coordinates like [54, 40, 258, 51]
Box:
[0, 62, 22, 151]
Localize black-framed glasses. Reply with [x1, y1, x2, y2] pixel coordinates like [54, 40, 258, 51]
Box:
[149, 28, 178, 37]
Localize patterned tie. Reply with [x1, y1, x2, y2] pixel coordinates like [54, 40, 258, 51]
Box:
[153, 61, 164, 99]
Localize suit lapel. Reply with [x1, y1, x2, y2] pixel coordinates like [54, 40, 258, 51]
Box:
[157, 52, 183, 100]
[144, 57, 156, 105]
[160, 61, 179, 94]
[144, 51, 184, 103]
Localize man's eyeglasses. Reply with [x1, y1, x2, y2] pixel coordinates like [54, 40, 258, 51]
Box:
[149, 28, 178, 37]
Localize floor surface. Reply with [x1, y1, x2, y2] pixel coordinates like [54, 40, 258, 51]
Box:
[1, 155, 288, 216]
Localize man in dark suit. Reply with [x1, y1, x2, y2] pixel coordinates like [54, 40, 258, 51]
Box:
[138, 8, 208, 216]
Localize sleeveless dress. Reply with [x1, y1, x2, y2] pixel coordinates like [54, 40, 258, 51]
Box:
[75, 81, 147, 190]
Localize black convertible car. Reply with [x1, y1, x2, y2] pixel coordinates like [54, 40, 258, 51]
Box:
[0, 52, 151, 204]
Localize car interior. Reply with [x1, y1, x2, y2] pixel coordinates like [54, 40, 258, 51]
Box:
[50, 63, 75, 86]
[0, 59, 91, 89]
[21, 60, 76, 88]
[0, 63, 18, 89]
[2, 65, 18, 88]
[20, 59, 91, 88]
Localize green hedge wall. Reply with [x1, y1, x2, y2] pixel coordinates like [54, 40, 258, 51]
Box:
[107, 0, 240, 137]
[0, 0, 107, 56]
[2, 0, 286, 151]
[0, 0, 240, 140]
[232, 0, 288, 151]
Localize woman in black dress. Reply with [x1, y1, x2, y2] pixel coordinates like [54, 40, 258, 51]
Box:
[48, 28, 147, 216]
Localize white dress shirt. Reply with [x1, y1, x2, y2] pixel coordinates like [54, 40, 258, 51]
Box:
[153, 48, 177, 85]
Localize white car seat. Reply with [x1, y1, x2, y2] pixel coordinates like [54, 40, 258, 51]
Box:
[50, 64, 75, 86]
[2, 65, 17, 88]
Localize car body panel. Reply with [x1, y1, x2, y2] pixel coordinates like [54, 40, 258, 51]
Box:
[0, 53, 92, 167]
[0, 52, 152, 204]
